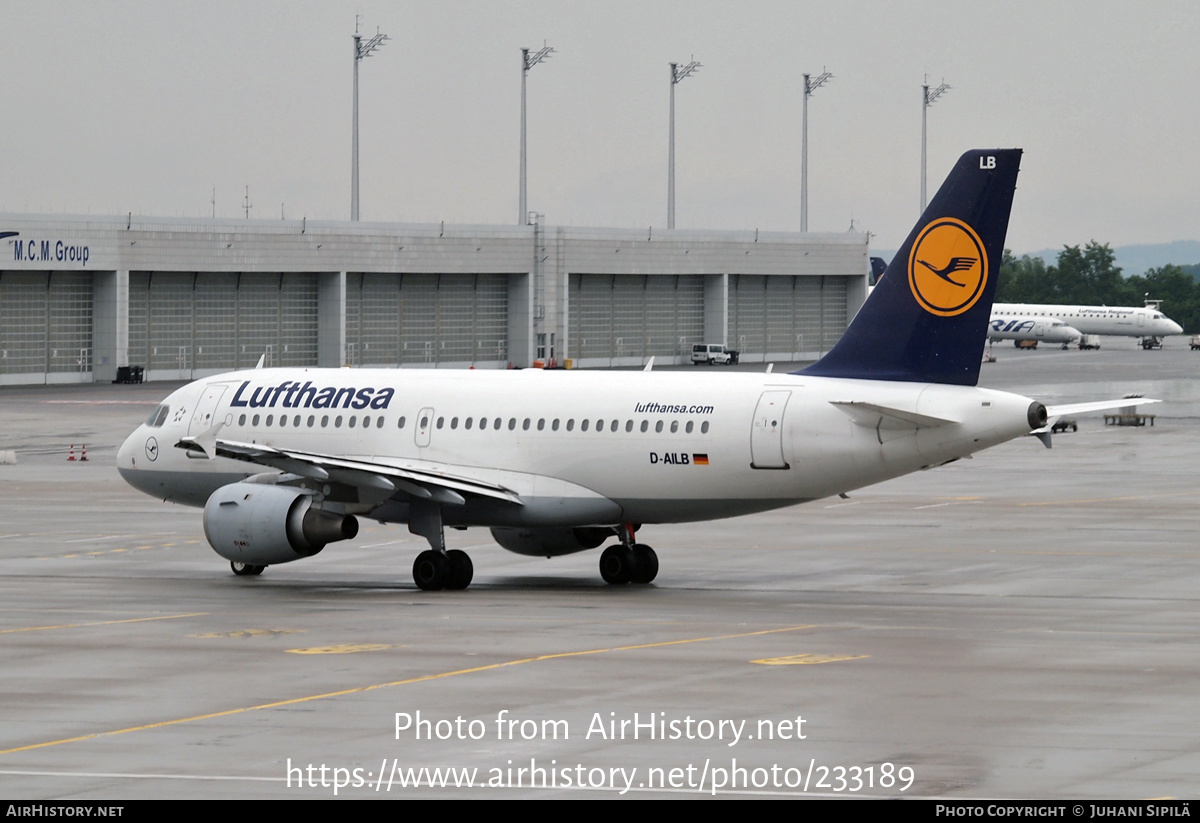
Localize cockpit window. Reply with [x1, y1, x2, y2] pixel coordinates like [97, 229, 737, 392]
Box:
[145, 405, 169, 427]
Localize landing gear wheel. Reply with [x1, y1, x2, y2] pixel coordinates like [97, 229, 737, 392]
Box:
[230, 561, 265, 577]
[631, 544, 658, 584]
[599, 544, 635, 585]
[413, 550, 450, 591]
[444, 549, 474, 590]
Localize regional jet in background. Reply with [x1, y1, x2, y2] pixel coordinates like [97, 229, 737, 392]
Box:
[117, 149, 1150, 591]
[991, 302, 1183, 348]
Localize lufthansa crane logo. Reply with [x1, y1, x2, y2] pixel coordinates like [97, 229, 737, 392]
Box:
[907, 217, 988, 317]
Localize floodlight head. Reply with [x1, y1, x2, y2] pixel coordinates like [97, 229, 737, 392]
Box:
[924, 78, 951, 106]
[357, 28, 389, 61]
[805, 68, 833, 96]
[524, 42, 555, 71]
[672, 59, 702, 85]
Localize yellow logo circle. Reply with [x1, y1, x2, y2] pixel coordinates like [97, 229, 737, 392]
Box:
[907, 218, 988, 317]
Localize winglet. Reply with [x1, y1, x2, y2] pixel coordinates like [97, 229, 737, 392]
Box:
[801, 149, 1022, 386]
[254, 354, 266, 369]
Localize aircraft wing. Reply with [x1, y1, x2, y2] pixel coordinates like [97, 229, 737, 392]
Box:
[176, 433, 523, 506]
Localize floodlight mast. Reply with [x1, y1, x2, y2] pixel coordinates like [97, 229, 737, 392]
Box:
[668, 58, 701, 230]
[519, 43, 555, 226]
[920, 76, 950, 213]
[801, 69, 832, 232]
[351, 21, 389, 221]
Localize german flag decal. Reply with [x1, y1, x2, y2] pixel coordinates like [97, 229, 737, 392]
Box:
[692, 453, 710, 466]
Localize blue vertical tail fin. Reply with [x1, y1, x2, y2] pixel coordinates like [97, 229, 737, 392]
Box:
[801, 148, 1022, 386]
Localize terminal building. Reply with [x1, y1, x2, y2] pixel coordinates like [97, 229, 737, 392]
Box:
[0, 213, 868, 385]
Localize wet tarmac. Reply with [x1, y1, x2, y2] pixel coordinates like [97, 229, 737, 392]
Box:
[0, 337, 1196, 798]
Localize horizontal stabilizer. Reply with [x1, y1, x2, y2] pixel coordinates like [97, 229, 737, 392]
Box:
[1028, 397, 1161, 447]
[1044, 398, 1161, 419]
[830, 401, 960, 430]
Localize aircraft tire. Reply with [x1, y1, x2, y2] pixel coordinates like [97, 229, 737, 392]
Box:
[413, 550, 449, 591]
[230, 561, 265, 577]
[631, 544, 658, 584]
[444, 549, 474, 590]
[599, 544, 635, 585]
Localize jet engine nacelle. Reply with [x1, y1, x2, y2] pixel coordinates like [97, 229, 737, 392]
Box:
[490, 526, 612, 557]
[203, 482, 359, 566]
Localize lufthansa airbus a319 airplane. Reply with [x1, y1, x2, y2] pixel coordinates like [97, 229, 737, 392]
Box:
[117, 149, 1131, 590]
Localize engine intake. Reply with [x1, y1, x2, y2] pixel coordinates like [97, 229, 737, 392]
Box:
[204, 482, 358, 566]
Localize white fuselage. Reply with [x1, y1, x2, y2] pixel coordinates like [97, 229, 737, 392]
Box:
[992, 303, 1183, 338]
[117, 367, 1038, 527]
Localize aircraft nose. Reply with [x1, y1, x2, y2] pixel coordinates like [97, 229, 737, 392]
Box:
[116, 425, 159, 496]
[1170, 320, 1184, 335]
[117, 426, 144, 470]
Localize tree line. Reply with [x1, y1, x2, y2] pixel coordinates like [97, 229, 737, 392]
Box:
[997, 242, 1199, 334]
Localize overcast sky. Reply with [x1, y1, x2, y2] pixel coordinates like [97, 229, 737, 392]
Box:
[2, 1, 1197, 253]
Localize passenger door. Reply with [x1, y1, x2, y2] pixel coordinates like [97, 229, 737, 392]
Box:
[750, 391, 791, 469]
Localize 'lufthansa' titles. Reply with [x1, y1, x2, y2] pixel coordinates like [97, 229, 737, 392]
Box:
[229, 380, 394, 410]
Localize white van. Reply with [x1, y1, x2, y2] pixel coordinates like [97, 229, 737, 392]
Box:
[691, 343, 739, 365]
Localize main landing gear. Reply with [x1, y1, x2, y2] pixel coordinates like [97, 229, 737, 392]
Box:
[599, 524, 658, 585]
[412, 549, 474, 591]
[408, 500, 474, 591]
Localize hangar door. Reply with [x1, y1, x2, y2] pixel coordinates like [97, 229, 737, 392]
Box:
[128, 272, 318, 379]
[344, 273, 509, 367]
[567, 274, 704, 366]
[0, 271, 93, 384]
[728, 274, 849, 361]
